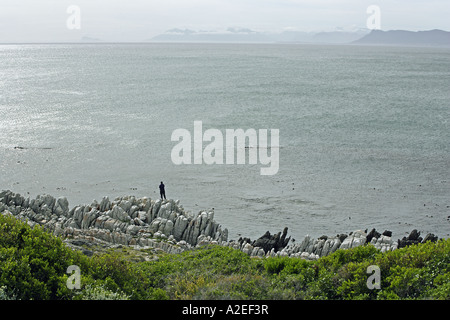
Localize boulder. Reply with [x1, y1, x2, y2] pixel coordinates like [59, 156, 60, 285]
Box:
[199, 211, 209, 232]
[321, 238, 334, 257]
[54, 197, 69, 216]
[423, 233, 438, 243]
[81, 209, 99, 229]
[133, 217, 145, 226]
[163, 219, 174, 236]
[93, 214, 109, 229]
[408, 229, 421, 241]
[398, 229, 424, 248]
[149, 218, 162, 233]
[382, 230, 392, 237]
[99, 196, 111, 212]
[330, 237, 341, 253]
[129, 205, 139, 218]
[126, 225, 141, 236]
[337, 233, 348, 243]
[297, 235, 311, 253]
[252, 227, 290, 253]
[139, 197, 151, 213]
[366, 228, 381, 243]
[242, 243, 254, 255]
[151, 199, 162, 220]
[341, 230, 366, 250]
[313, 239, 325, 256]
[73, 206, 84, 228]
[190, 217, 202, 245]
[109, 205, 130, 222]
[137, 211, 147, 223]
[173, 215, 189, 241]
[118, 200, 132, 214]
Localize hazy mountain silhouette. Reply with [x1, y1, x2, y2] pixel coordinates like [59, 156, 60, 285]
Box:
[149, 28, 450, 46]
[312, 31, 367, 44]
[353, 29, 450, 47]
[149, 28, 369, 44]
[150, 28, 272, 43]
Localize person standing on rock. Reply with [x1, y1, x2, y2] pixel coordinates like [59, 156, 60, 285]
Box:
[159, 181, 167, 200]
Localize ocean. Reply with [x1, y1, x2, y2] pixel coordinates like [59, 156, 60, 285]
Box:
[0, 43, 449, 241]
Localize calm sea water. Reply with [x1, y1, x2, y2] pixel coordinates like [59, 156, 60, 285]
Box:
[1, 43, 449, 241]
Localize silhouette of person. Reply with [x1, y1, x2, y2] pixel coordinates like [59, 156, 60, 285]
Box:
[159, 181, 166, 200]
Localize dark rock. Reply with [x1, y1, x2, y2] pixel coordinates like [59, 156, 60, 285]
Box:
[337, 234, 348, 243]
[423, 233, 438, 243]
[252, 231, 273, 253]
[398, 229, 427, 248]
[252, 227, 290, 253]
[398, 237, 408, 248]
[382, 230, 392, 237]
[237, 237, 252, 247]
[407, 229, 420, 241]
[279, 227, 290, 248]
[366, 228, 381, 243]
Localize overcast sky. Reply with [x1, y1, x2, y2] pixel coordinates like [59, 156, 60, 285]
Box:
[1, 0, 449, 42]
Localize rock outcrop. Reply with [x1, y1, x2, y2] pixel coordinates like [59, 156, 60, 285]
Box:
[398, 229, 438, 248]
[251, 227, 290, 253]
[0, 190, 227, 255]
[0, 190, 442, 261]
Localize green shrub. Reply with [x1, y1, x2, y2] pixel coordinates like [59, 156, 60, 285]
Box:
[0, 214, 88, 299]
[1, 212, 449, 300]
[335, 260, 375, 299]
[0, 214, 162, 300]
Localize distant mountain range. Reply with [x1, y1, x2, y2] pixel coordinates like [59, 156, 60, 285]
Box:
[149, 28, 450, 47]
[149, 27, 369, 44]
[352, 29, 450, 47]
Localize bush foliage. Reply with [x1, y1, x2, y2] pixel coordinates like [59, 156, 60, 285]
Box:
[0, 213, 448, 300]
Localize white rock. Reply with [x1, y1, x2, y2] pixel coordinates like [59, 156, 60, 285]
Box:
[118, 200, 132, 213]
[129, 205, 139, 218]
[99, 196, 111, 212]
[199, 211, 209, 231]
[137, 211, 147, 223]
[242, 243, 253, 255]
[163, 219, 174, 236]
[81, 209, 99, 229]
[351, 237, 365, 248]
[54, 197, 69, 216]
[300, 252, 310, 259]
[173, 215, 189, 240]
[340, 236, 352, 249]
[126, 225, 141, 236]
[110, 205, 130, 222]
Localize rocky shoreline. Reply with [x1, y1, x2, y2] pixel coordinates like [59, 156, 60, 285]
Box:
[0, 190, 441, 260]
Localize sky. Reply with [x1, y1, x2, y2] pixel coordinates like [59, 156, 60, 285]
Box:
[0, 0, 449, 42]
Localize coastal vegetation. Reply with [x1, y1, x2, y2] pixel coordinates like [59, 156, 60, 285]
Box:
[0, 214, 448, 300]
